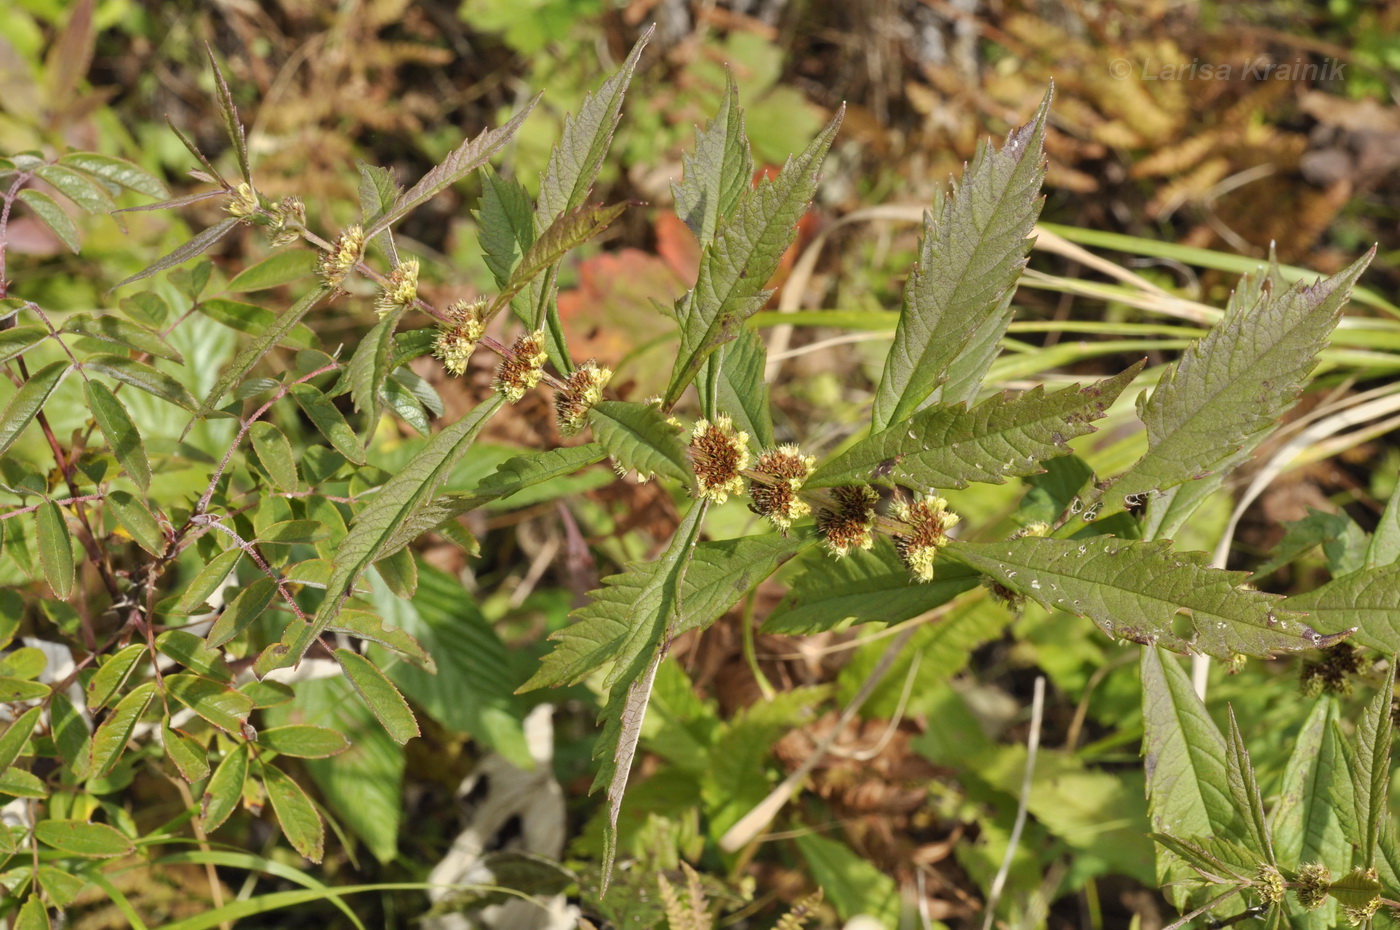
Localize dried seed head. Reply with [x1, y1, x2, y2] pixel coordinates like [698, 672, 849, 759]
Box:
[555, 360, 612, 436]
[690, 415, 750, 503]
[1294, 862, 1331, 910]
[267, 195, 305, 247]
[1256, 864, 1286, 906]
[433, 299, 487, 376]
[817, 485, 879, 557]
[493, 329, 548, 402]
[749, 444, 816, 532]
[891, 493, 960, 582]
[375, 259, 420, 317]
[225, 181, 260, 219]
[318, 224, 366, 289]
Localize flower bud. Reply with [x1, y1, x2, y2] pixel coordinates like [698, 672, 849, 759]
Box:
[267, 195, 305, 247]
[748, 444, 815, 533]
[690, 415, 750, 503]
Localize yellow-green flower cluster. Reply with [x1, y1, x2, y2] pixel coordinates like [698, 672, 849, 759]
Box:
[1294, 863, 1331, 910]
[493, 329, 548, 402]
[817, 485, 879, 557]
[892, 493, 960, 582]
[749, 445, 815, 533]
[1255, 864, 1286, 906]
[317, 224, 366, 289]
[375, 259, 419, 318]
[225, 181, 260, 219]
[555, 360, 612, 436]
[690, 415, 750, 503]
[433, 299, 487, 376]
[267, 195, 305, 247]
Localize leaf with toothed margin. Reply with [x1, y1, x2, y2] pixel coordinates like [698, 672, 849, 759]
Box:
[1285, 562, 1400, 654]
[945, 536, 1344, 659]
[872, 88, 1050, 430]
[672, 69, 752, 248]
[806, 363, 1141, 491]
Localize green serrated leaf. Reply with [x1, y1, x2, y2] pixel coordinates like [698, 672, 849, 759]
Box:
[697, 327, 773, 451]
[873, 89, 1049, 428]
[946, 537, 1337, 659]
[1288, 562, 1400, 653]
[35, 163, 117, 214]
[224, 251, 319, 293]
[111, 216, 240, 291]
[174, 546, 242, 615]
[197, 298, 316, 348]
[259, 395, 504, 673]
[663, 109, 842, 408]
[34, 820, 134, 859]
[35, 501, 74, 600]
[205, 45, 251, 185]
[1367, 479, 1400, 569]
[491, 202, 627, 315]
[587, 401, 691, 484]
[166, 673, 254, 735]
[1271, 696, 1347, 907]
[17, 189, 80, 252]
[1094, 250, 1374, 527]
[1355, 665, 1395, 870]
[1223, 708, 1273, 863]
[476, 168, 535, 288]
[207, 577, 278, 648]
[344, 309, 400, 433]
[84, 353, 197, 410]
[1141, 648, 1235, 909]
[357, 161, 400, 261]
[366, 98, 538, 240]
[374, 546, 417, 598]
[256, 725, 350, 759]
[672, 69, 752, 247]
[0, 360, 69, 457]
[260, 761, 324, 862]
[335, 648, 418, 745]
[64, 311, 183, 362]
[191, 285, 331, 427]
[85, 381, 151, 490]
[0, 325, 48, 365]
[200, 743, 249, 833]
[1148, 833, 1260, 883]
[807, 364, 1141, 490]
[249, 422, 298, 491]
[88, 681, 156, 779]
[106, 489, 164, 556]
[162, 723, 210, 783]
[58, 152, 168, 200]
[288, 383, 365, 465]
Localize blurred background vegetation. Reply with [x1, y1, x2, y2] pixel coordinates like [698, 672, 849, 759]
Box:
[4, 0, 1400, 927]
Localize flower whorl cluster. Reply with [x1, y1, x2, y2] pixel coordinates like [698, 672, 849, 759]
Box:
[555, 360, 612, 436]
[690, 415, 750, 503]
[225, 182, 260, 219]
[432, 299, 487, 376]
[375, 259, 420, 318]
[891, 493, 960, 582]
[1294, 862, 1331, 910]
[1255, 864, 1286, 906]
[1340, 869, 1381, 927]
[266, 195, 306, 247]
[493, 329, 548, 402]
[748, 445, 815, 532]
[318, 224, 366, 289]
[816, 485, 879, 557]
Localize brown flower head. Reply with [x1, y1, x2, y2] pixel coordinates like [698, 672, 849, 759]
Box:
[817, 485, 879, 557]
[432, 299, 487, 376]
[748, 444, 816, 532]
[891, 493, 960, 582]
[1295, 862, 1331, 911]
[493, 329, 548, 402]
[690, 415, 750, 503]
[555, 360, 612, 436]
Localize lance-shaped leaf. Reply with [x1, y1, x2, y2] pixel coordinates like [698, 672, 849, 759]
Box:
[260, 761, 325, 862]
[1141, 648, 1237, 909]
[872, 89, 1050, 429]
[0, 360, 68, 457]
[662, 109, 843, 408]
[365, 97, 538, 240]
[205, 45, 251, 186]
[1353, 665, 1395, 870]
[1286, 562, 1400, 653]
[86, 381, 150, 489]
[672, 69, 752, 247]
[807, 363, 1140, 491]
[65, 312, 183, 362]
[84, 353, 197, 410]
[36, 501, 74, 600]
[257, 395, 504, 674]
[336, 648, 419, 745]
[1271, 697, 1347, 922]
[58, 152, 168, 200]
[587, 401, 692, 485]
[35, 164, 117, 214]
[377, 442, 607, 557]
[201, 743, 249, 832]
[946, 537, 1342, 659]
[1092, 250, 1374, 525]
[288, 383, 364, 465]
[16, 190, 79, 253]
[343, 308, 401, 436]
[1367, 479, 1400, 569]
[190, 284, 331, 428]
[490, 202, 627, 315]
[111, 216, 240, 291]
[476, 168, 535, 288]
[1223, 708, 1273, 864]
[1148, 834, 1261, 885]
[357, 160, 400, 262]
[764, 535, 977, 634]
[696, 327, 773, 452]
[0, 325, 48, 365]
[88, 681, 156, 778]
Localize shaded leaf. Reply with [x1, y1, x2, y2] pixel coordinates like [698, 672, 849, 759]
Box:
[111, 216, 240, 291]
[334, 648, 418, 745]
[1288, 562, 1400, 653]
[491, 202, 628, 314]
[17, 189, 79, 253]
[35, 502, 75, 600]
[174, 546, 242, 615]
[476, 168, 535, 287]
[84, 353, 197, 410]
[162, 723, 210, 783]
[85, 381, 151, 490]
[249, 422, 298, 491]
[0, 360, 69, 457]
[1354, 664, 1395, 870]
[0, 707, 42, 774]
[0, 325, 48, 365]
[65, 311, 182, 362]
[260, 761, 324, 862]
[201, 743, 249, 832]
[87, 643, 146, 709]
[672, 69, 752, 247]
[289, 383, 365, 465]
[207, 577, 277, 647]
[106, 490, 164, 556]
[225, 251, 319, 293]
[34, 820, 134, 859]
[697, 327, 773, 451]
[155, 630, 233, 683]
[166, 673, 254, 735]
[88, 681, 156, 778]
[197, 298, 316, 348]
[1223, 708, 1273, 863]
[1271, 696, 1347, 899]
